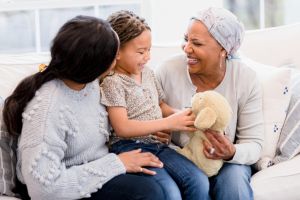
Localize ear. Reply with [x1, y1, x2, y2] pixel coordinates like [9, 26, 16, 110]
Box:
[116, 51, 121, 61]
[194, 107, 217, 129]
[221, 50, 227, 57]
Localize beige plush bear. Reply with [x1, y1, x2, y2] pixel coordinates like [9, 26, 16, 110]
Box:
[177, 90, 232, 177]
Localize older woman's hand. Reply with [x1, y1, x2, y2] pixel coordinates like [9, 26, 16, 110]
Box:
[152, 131, 171, 144]
[118, 149, 163, 175]
[202, 129, 236, 160]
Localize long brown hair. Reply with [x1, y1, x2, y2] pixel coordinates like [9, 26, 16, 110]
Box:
[3, 15, 119, 136]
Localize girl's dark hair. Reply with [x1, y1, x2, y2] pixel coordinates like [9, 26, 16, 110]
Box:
[3, 15, 119, 136]
[107, 10, 150, 46]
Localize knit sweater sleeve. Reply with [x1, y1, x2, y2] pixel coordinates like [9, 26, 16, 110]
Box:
[18, 88, 126, 200]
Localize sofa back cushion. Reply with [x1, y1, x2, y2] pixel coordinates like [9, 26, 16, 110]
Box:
[0, 53, 50, 98]
[273, 70, 300, 164]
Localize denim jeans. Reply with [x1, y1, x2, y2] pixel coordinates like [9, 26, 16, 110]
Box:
[209, 163, 253, 200]
[87, 173, 165, 200]
[111, 140, 210, 200]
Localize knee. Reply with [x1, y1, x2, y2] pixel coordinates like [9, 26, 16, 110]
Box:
[187, 170, 210, 192]
[217, 164, 251, 187]
[143, 183, 165, 200]
[134, 179, 165, 200]
[213, 164, 253, 199]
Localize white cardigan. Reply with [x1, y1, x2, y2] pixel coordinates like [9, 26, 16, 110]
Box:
[155, 54, 264, 165]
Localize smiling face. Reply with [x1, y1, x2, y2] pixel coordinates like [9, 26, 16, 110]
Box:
[182, 20, 225, 76]
[115, 29, 151, 76]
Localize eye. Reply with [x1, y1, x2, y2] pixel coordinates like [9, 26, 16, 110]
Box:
[193, 42, 202, 46]
[183, 35, 188, 42]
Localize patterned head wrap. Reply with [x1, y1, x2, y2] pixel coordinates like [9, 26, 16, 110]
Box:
[192, 7, 245, 57]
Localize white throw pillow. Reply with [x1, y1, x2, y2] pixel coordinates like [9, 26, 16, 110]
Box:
[0, 53, 50, 98]
[242, 57, 292, 170]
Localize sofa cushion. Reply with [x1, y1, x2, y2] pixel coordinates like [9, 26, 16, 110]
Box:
[273, 70, 300, 164]
[251, 154, 300, 200]
[242, 57, 292, 170]
[0, 99, 18, 197]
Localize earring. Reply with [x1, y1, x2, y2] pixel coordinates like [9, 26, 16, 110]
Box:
[219, 52, 226, 69]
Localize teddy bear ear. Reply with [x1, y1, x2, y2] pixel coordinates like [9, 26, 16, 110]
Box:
[194, 107, 217, 129]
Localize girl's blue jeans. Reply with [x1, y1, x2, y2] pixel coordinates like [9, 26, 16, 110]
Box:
[110, 140, 210, 200]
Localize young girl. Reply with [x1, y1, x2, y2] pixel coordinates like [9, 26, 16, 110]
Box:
[2, 16, 166, 200]
[101, 10, 209, 200]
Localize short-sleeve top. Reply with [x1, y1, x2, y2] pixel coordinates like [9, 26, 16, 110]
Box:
[100, 67, 165, 144]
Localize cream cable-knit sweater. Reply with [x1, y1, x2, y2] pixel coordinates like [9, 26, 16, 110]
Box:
[16, 79, 126, 200]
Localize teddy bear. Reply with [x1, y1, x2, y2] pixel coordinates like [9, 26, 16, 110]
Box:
[177, 90, 232, 177]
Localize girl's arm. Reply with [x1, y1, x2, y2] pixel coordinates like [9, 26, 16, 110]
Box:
[107, 106, 195, 138]
[159, 100, 180, 117]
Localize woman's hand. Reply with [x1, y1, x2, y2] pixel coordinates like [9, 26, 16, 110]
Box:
[166, 109, 196, 132]
[152, 131, 171, 144]
[202, 129, 236, 160]
[118, 149, 163, 175]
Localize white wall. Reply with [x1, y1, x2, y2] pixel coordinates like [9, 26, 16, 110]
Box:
[148, 0, 222, 45]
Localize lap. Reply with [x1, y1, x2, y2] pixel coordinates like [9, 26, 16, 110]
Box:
[209, 163, 253, 200]
[210, 163, 252, 183]
[88, 173, 164, 200]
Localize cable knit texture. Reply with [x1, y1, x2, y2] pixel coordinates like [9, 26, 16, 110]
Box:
[16, 79, 126, 200]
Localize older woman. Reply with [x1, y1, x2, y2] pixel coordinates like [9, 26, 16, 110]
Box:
[156, 7, 264, 200]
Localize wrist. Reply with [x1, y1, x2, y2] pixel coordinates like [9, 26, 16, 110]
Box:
[163, 116, 172, 130]
[224, 146, 236, 161]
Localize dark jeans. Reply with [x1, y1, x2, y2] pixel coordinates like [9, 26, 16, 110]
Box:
[111, 140, 210, 200]
[16, 168, 164, 200]
[87, 173, 164, 200]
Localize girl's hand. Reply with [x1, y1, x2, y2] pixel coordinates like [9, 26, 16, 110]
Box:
[152, 131, 171, 144]
[202, 129, 236, 160]
[118, 149, 163, 175]
[166, 109, 196, 132]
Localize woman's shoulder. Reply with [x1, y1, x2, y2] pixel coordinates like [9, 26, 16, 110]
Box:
[25, 79, 61, 112]
[32, 79, 59, 100]
[156, 54, 187, 73]
[228, 58, 257, 79]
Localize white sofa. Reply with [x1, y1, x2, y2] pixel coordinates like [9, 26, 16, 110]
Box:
[0, 23, 300, 200]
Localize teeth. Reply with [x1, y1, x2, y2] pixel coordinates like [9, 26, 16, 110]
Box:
[188, 58, 197, 62]
[187, 58, 198, 65]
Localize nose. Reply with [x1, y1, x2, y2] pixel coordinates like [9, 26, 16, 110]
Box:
[144, 50, 151, 61]
[182, 41, 193, 54]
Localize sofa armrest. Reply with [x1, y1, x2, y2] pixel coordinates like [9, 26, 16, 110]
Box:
[251, 154, 300, 200]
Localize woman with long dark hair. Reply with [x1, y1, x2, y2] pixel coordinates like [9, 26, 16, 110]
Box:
[3, 15, 164, 200]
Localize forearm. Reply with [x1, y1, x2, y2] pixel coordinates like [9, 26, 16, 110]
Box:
[227, 142, 262, 165]
[21, 145, 125, 199]
[113, 118, 170, 137]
